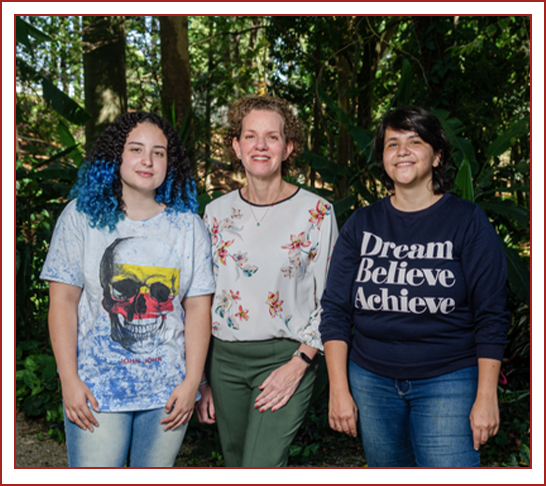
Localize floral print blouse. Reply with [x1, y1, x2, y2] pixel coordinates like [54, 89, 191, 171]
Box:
[203, 188, 338, 350]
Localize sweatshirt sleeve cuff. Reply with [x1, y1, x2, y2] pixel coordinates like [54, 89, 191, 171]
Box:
[476, 343, 505, 362]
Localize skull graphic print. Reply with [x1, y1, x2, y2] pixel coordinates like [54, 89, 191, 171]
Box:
[100, 237, 180, 354]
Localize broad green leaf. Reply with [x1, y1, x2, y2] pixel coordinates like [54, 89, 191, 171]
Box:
[515, 160, 530, 174]
[197, 193, 212, 205]
[503, 246, 530, 306]
[16, 17, 54, 44]
[58, 122, 85, 167]
[456, 138, 478, 173]
[349, 126, 373, 155]
[179, 105, 192, 146]
[42, 77, 91, 125]
[16, 58, 38, 83]
[454, 157, 474, 202]
[39, 181, 75, 200]
[432, 109, 477, 172]
[317, 84, 353, 128]
[443, 115, 465, 136]
[295, 183, 335, 199]
[37, 165, 79, 181]
[289, 445, 302, 456]
[16, 17, 32, 50]
[352, 179, 376, 205]
[478, 199, 530, 228]
[479, 184, 530, 197]
[506, 455, 519, 467]
[23, 356, 38, 371]
[519, 443, 530, 466]
[485, 116, 530, 159]
[58, 121, 76, 147]
[42, 146, 82, 167]
[333, 195, 356, 215]
[494, 430, 509, 446]
[303, 152, 352, 178]
[396, 58, 413, 107]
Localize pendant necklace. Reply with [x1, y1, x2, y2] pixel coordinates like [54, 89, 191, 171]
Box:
[248, 182, 285, 227]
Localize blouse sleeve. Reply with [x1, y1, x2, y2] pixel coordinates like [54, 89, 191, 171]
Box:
[297, 202, 339, 350]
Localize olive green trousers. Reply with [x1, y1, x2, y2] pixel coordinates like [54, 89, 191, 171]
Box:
[209, 337, 319, 467]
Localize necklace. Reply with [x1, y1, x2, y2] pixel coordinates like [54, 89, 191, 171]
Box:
[247, 182, 285, 227]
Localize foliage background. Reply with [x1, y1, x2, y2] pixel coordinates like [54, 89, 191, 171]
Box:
[12, 11, 535, 469]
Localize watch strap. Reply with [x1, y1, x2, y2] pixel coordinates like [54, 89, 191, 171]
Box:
[293, 349, 313, 365]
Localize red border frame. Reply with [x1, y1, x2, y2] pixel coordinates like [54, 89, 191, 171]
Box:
[7, 5, 545, 480]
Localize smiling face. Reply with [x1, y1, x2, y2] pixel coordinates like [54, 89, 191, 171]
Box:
[119, 122, 168, 199]
[382, 128, 440, 193]
[232, 109, 294, 182]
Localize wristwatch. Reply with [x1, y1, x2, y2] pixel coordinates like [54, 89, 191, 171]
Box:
[293, 349, 313, 365]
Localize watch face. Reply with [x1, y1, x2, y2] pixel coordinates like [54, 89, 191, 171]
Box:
[295, 350, 312, 364]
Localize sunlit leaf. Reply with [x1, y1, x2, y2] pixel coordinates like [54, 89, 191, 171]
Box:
[485, 116, 530, 159]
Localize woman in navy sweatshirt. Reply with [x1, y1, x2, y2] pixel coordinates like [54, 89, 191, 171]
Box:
[319, 106, 509, 467]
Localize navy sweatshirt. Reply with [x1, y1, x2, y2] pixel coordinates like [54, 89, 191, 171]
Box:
[319, 194, 509, 380]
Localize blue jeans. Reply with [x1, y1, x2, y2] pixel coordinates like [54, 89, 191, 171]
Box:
[64, 407, 188, 467]
[349, 361, 480, 467]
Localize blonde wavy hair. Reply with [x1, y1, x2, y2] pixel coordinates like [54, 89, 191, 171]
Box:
[223, 95, 303, 176]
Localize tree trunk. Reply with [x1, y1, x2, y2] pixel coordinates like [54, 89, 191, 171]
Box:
[335, 18, 354, 199]
[204, 18, 214, 177]
[159, 16, 192, 133]
[357, 17, 400, 129]
[311, 33, 322, 188]
[82, 16, 127, 152]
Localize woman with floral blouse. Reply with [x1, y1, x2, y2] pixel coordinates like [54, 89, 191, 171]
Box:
[196, 95, 338, 467]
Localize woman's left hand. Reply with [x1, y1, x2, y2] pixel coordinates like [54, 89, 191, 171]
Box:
[254, 358, 308, 413]
[469, 358, 501, 450]
[469, 394, 500, 450]
[160, 381, 198, 431]
[195, 383, 216, 424]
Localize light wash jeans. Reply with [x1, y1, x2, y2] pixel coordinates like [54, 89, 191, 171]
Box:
[64, 407, 188, 467]
[349, 361, 480, 467]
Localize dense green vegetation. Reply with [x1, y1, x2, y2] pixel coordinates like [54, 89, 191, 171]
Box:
[15, 15, 530, 467]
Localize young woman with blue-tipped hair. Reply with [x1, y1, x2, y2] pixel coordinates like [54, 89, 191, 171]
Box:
[320, 106, 509, 467]
[40, 112, 215, 467]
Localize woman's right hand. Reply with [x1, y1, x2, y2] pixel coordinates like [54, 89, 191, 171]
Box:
[195, 383, 216, 424]
[323, 341, 358, 437]
[48, 282, 98, 431]
[62, 376, 100, 432]
[328, 387, 358, 437]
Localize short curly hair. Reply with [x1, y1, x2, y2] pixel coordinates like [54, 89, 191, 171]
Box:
[70, 111, 198, 231]
[223, 95, 303, 176]
[374, 105, 454, 194]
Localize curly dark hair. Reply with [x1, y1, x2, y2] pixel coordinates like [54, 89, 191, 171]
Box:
[70, 111, 197, 231]
[223, 95, 303, 176]
[374, 105, 454, 194]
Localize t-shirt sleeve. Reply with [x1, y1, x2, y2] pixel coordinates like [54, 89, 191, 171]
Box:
[39, 202, 85, 288]
[185, 215, 216, 297]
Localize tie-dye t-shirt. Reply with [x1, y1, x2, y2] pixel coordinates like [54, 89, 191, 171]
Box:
[40, 200, 215, 412]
